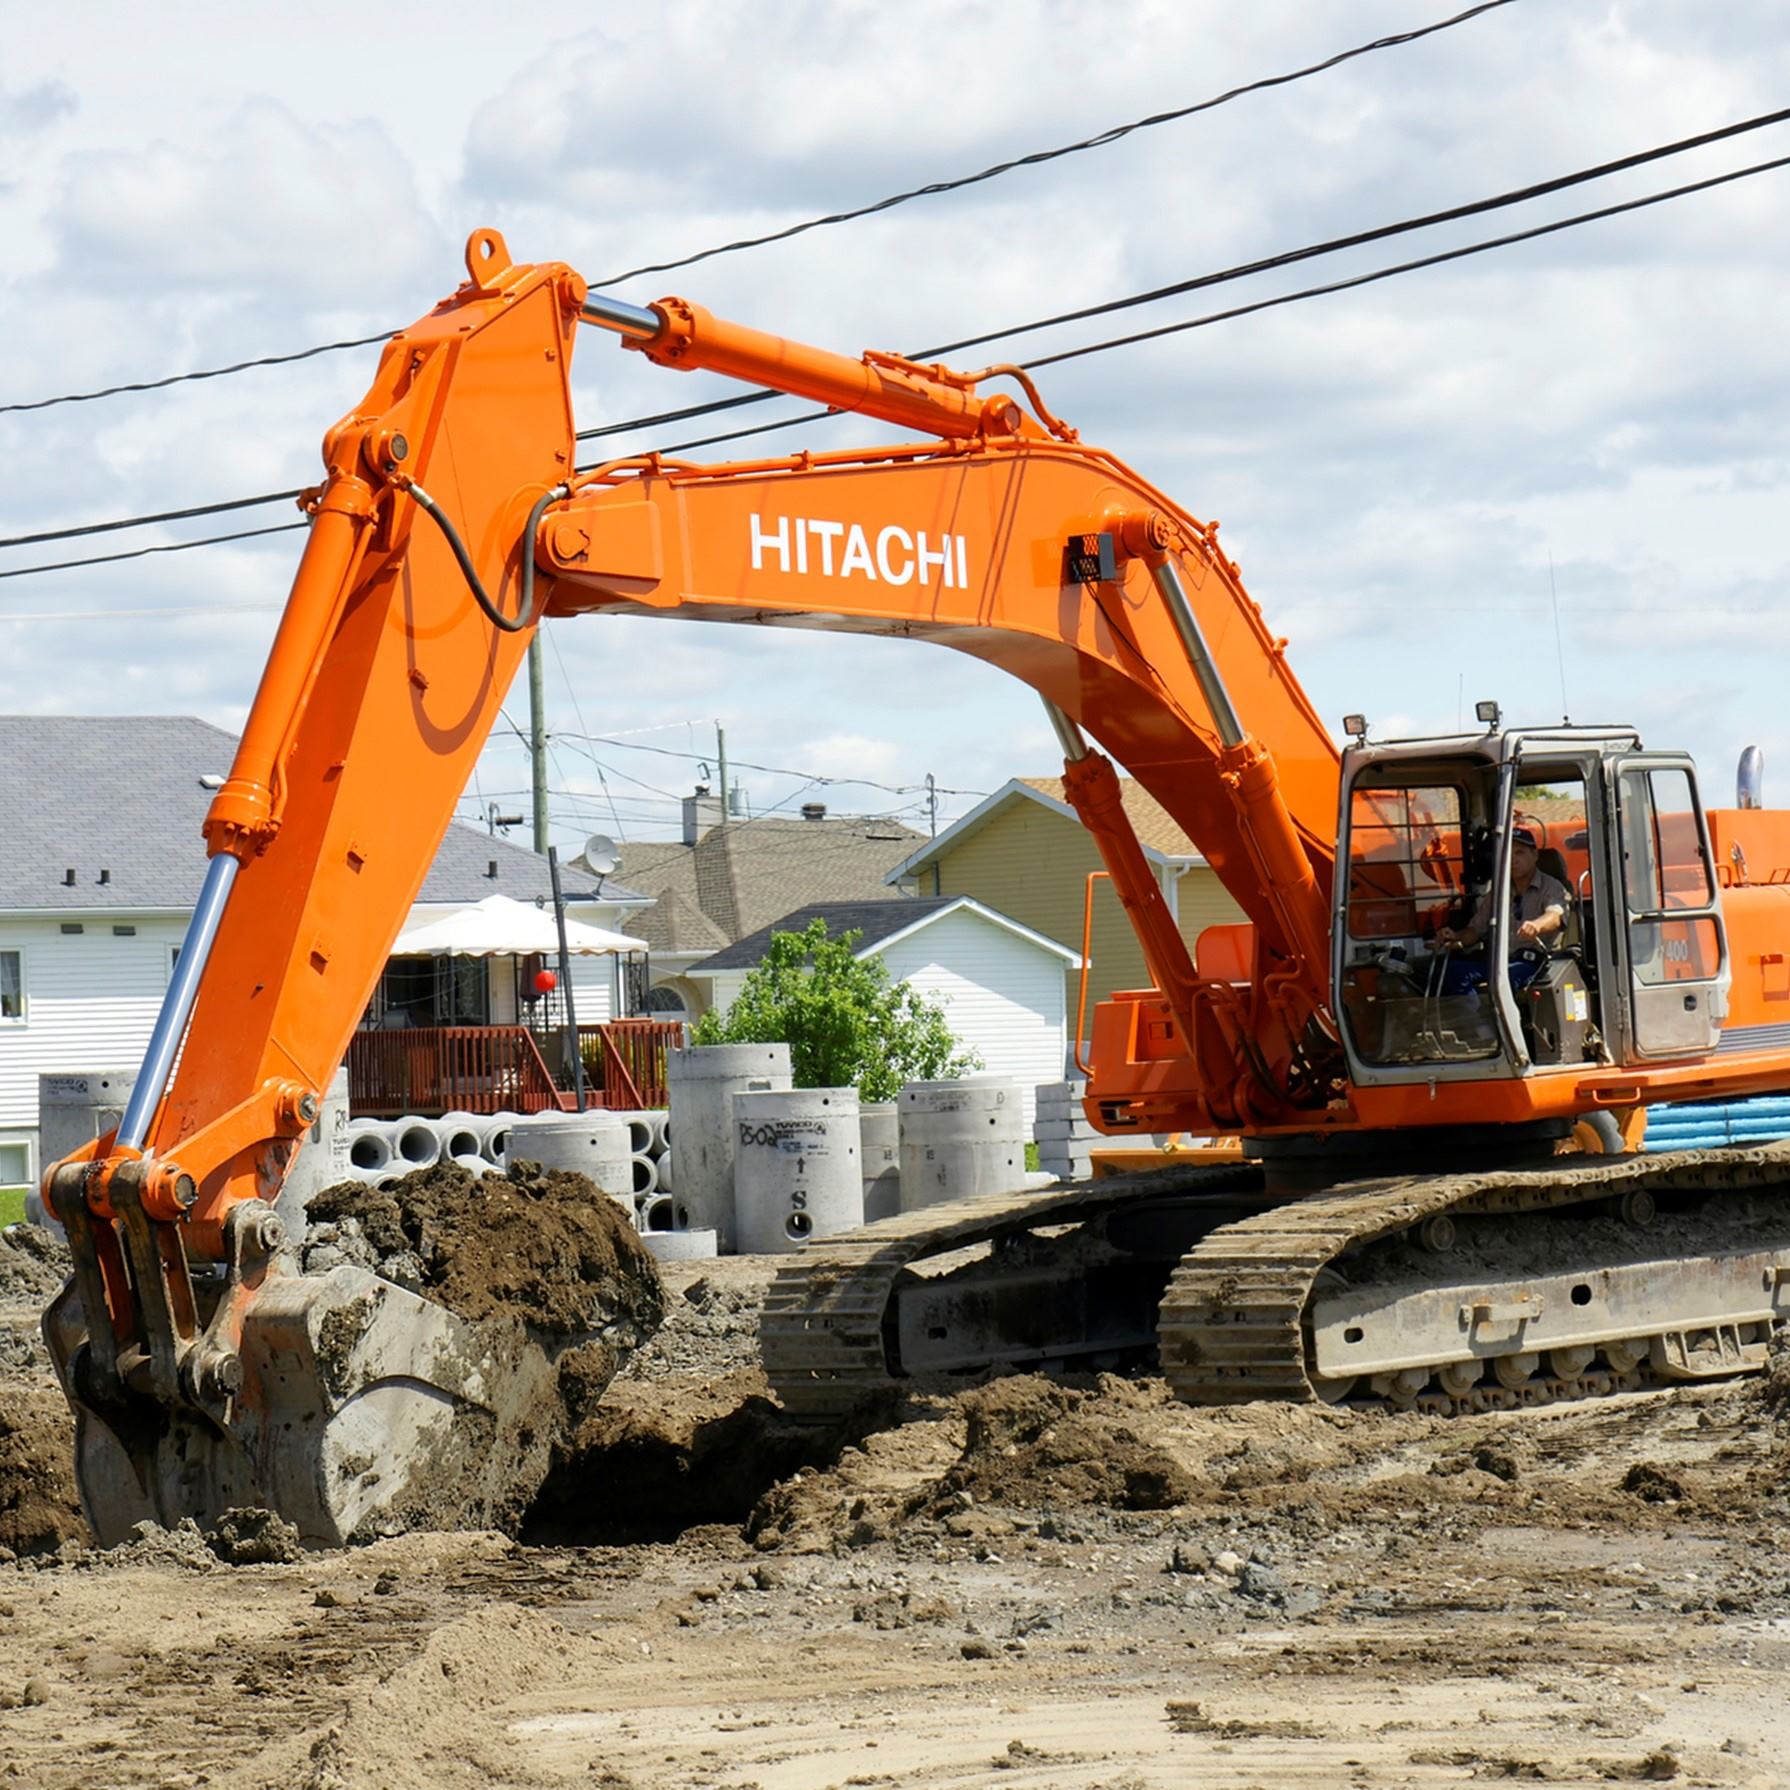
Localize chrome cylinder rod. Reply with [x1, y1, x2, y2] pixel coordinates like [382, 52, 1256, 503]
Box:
[1150, 556, 1245, 750]
[1041, 698, 1091, 762]
[579, 292, 661, 339]
[116, 853, 240, 1152]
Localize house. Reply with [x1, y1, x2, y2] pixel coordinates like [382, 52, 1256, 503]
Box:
[615, 786, 924, 1017]
[883, 776, 1247, 1027]
[0, 716, 652, 1194]
[689, 896, 1082, 1124]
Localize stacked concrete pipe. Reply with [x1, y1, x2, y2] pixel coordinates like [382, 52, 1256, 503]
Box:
[898, 1076, 1028, 1211]
[665, 1043, 792, 1251]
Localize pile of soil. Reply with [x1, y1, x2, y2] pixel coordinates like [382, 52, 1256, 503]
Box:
[304, 1160, 665, 1342]
[0, 1378, 83, 1557]
[0, 1223, 70, 1307]
[931, 1375, 1201, 1511]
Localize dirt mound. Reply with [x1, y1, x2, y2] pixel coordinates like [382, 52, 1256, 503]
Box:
[304, 1160, 665, 1341]
[932, 1374, 1199, 1512]
[0, 1376, 84, 1557]
[0, 1223, 70, 1308]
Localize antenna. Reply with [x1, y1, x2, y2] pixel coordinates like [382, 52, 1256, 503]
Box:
[1547, 549, 1570, 722]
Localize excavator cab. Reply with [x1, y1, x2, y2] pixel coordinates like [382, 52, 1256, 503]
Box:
[1333, 726, 1730, 1086]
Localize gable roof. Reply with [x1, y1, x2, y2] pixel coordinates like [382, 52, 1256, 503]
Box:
[884, 774, 1205, 883]
[615, 814, 924, 955]
[0, 716, 641, 913]
[693, 895, 1081, 972]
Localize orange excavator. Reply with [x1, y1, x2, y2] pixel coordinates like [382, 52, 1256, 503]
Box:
[43, 231, 1790, 1542]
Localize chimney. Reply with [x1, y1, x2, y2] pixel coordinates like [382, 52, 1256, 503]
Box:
[800, 802, 827, 822]
[683, 783, 724, 845]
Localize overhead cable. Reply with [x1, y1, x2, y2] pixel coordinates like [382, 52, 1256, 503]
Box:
[8, 138, 1788, 581]
[17, 101, 1780, 556]
[0, 1, 1516, 421]
[580, 0, 1521, 288]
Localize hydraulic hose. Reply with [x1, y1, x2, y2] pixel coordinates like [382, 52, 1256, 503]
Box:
[400, 480, 569, 633]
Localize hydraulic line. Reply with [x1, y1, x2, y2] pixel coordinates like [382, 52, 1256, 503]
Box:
[399, 481, 569, 633]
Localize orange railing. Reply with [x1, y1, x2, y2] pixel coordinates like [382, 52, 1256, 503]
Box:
[577, 1019, 685, 1109]
[347, 1025, 571, 1118]
[347, 1019, 686, 1117]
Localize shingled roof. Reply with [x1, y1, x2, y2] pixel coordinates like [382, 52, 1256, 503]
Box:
[0, 716, 638, 912]
[615, 813, 925, 955]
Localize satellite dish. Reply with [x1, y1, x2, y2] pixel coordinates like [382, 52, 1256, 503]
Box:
[572, 833, 619, 877]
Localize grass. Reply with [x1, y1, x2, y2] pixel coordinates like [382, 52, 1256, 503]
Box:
[0, 1188, 28, 1228]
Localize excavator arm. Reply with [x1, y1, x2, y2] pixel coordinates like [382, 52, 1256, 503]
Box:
[43, 230, 1347, 1541]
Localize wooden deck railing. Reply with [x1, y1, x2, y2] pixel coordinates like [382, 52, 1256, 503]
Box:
[347, 1025, 571, 1118]
[347, 1019, 687, 1117]
[576, 1019, 685, 1109]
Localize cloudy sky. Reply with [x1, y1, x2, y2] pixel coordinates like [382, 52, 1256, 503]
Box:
[2, 1, 1786, 856]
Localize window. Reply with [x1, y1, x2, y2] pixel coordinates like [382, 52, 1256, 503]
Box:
[0, 949, 22, 1023]
[0, 1138, 29, 1196]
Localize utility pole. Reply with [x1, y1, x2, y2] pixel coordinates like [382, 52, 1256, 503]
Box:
[716, 721, 729, 819]
[528, 634, 550, 855]
[926, 773, 940, 895]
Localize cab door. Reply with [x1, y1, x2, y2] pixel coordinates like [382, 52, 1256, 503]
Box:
[1607, 754, 1729, 1060]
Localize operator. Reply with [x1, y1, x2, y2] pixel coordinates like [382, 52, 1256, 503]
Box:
[1435, 824, 1569, 989]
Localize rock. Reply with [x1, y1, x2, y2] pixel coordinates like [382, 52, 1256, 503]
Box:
[960, 1638, 994, 1659]
[1214, 1549, 1245, 1577]
[21, 1676, 49, 1706]
[207, 1507, 304, 1566]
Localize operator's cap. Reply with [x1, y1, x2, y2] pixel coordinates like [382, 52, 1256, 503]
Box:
[1511, 825, 1539, 849]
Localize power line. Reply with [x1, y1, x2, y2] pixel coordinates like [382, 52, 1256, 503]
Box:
[0, 521, 305, 580]
[0, 1, 1515, 422]
[12, 102, 1786, 564]
[580, 0, 1522, 289]
[8, 139, 1789, 585]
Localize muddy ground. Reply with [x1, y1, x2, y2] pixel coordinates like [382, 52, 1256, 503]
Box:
[2, 1223, 1789, 1789]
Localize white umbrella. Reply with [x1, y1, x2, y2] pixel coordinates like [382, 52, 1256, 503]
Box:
[392, 893, 647, 957]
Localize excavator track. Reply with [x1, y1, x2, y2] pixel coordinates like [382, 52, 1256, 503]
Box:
[761, 1163, 1262, 1418]
[1162, 1140, 1790, 1409]
[765, 1143, 1790, 1422]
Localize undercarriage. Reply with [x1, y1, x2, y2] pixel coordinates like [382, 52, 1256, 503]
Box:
[760, 1140, 1790, 1420]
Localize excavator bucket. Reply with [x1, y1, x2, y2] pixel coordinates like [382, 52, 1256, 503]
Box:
[43, 1166, 664, 1549]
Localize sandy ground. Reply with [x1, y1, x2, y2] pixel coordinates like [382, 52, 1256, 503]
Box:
[2, 1233, 1789, 1790]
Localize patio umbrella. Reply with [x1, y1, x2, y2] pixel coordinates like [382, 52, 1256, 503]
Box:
[392, 893, 647, 957]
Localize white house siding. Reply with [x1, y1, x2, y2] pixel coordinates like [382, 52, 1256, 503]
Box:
[0, 914, 188, 1183]
[872, 910, 1069, 1130]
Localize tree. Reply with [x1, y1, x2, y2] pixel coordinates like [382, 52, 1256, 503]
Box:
[690, 917, 980, 1100]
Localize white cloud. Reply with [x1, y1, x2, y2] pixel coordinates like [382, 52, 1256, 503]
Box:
[2, 0, 1788, 858]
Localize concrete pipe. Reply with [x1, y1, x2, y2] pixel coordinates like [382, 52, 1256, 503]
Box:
[437, 1111, 486, 1163]
[643, 1228, 718, 1262]
[450, 1153, 492, 1177]
[898, 1077, 1027, 1212]
[733, 1087, 862, 1255]
[649, 1109, 671, 1157]
[665, 1043, 792, 1252]
[631, 1153, 659, 1196]
[625, 1112, 656, 1157]
[482, 1112, 519, 1166]
[858, 1101, 901, 1223]
[347, 1125, 396, 1174]
[658, 1147, 675, 1193]
[644, 1195, 678, 1233]
[505, 1110, 634, 1206]
[391, 1119, 443, 1170]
